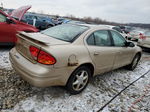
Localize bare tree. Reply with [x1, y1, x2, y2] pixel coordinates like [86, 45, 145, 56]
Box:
[0, 2, 4, 10]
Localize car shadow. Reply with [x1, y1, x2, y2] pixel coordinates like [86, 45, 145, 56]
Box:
[0, 45, 14, 51]
[142, 48, 150, 53]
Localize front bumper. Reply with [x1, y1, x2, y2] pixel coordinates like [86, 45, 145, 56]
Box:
[9, 48, 71, 87]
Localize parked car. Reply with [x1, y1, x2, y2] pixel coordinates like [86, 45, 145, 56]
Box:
[128, 30, 145, 41]
[0, 6, 38, 45]
[10, 24, 142, 94]
[56, 18, 86, 24]
[53, 18, 70, 25]
[57, 18, 68, 24]
[23, 13, 55, 30]
[124, 26, 134, 34]
[137, 30, 150, 49]
[66, 20, 86, 24]
[119, 26, 134, 34]
[54, 18, 85, 25]
[99, 25, 130, 39]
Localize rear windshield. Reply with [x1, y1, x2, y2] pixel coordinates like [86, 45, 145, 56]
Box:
[41, 24, 89, 42]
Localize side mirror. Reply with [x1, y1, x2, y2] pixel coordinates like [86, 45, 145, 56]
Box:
[125, 41, 135, 47]
[6, 17, 14, 24]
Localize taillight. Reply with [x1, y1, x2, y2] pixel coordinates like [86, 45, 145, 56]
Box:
[30, 46, 40, 60]
[38, 50, 56, 65]
[139, 33, 146, 40]
[29, 46, 56, 65]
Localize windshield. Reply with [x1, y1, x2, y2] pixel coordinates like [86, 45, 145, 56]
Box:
[41, 24, 89, 42]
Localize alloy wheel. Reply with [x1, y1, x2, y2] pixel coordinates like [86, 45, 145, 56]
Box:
[72, 70, 89, 91]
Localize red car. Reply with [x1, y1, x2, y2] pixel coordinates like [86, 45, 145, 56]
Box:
[0, 6, 38, 45]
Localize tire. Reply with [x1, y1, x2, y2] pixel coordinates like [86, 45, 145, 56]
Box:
[126, 54, 140, 70]
[66, 66, 91, 95]
[38, 26, 42, 30]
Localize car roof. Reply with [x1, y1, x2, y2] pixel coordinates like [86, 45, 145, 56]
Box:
[74, 23, 112, 30]
[99, 24, 115, 28]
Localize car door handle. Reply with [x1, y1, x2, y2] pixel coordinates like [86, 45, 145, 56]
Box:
[94, 52, 99, 55]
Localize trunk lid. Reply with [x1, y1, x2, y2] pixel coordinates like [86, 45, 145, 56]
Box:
[11, 5, 31, 21]
[16, 32, 69, 63]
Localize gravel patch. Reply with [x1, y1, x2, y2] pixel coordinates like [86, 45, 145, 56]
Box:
[103, 72, 150, 112]
[0, 48, 12, 69]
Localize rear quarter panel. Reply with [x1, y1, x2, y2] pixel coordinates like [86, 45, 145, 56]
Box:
[42, 44, 94, 69]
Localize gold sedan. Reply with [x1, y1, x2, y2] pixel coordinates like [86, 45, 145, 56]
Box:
[9, 24, 142, 94]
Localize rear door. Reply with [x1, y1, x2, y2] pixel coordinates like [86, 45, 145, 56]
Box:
[86, 30, 117, 74]
[0, 12, 16, 43]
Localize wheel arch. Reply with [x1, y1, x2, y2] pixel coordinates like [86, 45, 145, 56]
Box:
[65, 63, 95, 94]
[136, 52, 142, 60]
[74, 63, 95, 77]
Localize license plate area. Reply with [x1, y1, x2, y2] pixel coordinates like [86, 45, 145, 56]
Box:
[16, 37, 37, 64]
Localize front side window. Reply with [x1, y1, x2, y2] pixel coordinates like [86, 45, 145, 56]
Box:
[87, 30, 111, 46]
[110, 30, 126, 47]
[0, 13, 6, 22]
[41, 24, 89, 42]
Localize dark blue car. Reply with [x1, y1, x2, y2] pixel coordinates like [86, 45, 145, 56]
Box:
[23, 13, 55, 30]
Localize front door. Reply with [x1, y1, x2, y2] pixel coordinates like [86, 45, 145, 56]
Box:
[0, 13, 16, 43]
[110, 30, 134, 69]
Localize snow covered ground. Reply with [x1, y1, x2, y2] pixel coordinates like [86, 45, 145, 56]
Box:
[0, 47, 12, 70]
[0, 47, 150, 112]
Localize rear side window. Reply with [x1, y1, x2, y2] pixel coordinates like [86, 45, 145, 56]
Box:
[87, 34, 95, 45]
[0, 14, 6, 22]
[110, 30, 126, 47]
[87, 30, 112, 46]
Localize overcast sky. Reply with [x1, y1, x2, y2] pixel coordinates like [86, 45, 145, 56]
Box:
[1, 0, 150, 23]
